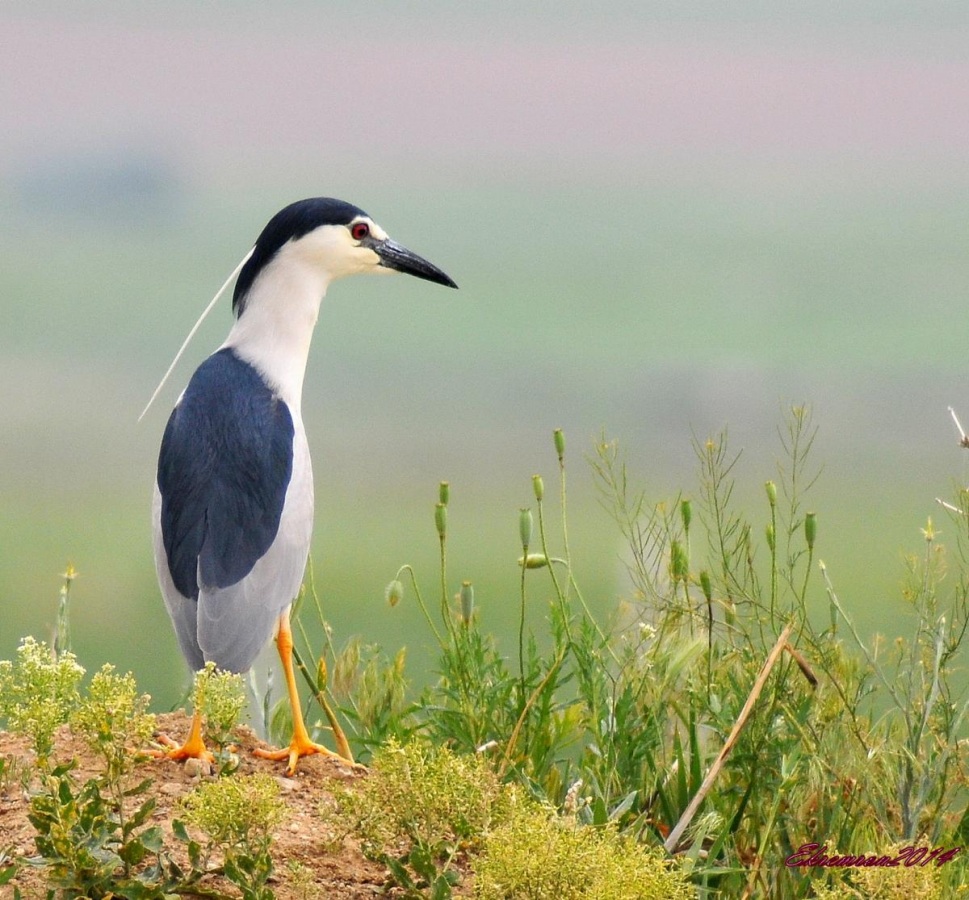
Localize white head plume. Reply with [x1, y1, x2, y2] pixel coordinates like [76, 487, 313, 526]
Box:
[137, 247, 255, 422]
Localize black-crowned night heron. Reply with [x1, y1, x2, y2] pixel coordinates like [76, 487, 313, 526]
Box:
[152, 198, 456, 773]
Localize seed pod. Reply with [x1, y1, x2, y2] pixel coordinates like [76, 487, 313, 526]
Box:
[460, 581, 474, 623]
[532, 474, 545, 502]
[439, 481, 450, 506]
[805, 512, 817, 550]
[766, 523, 775, 552]
[518, 554, 550, 569]
[765, 480, 777, 508]
[699, 570, 713, 603]
[385, 579, 404, 608]
[553, 428, 565, 462]
[680, 499, 692, 532]
[519, 508, 533, 550]
[670, 539, 688, 582]
[435, 502, 447, 540]
[316, 657, 328, 692]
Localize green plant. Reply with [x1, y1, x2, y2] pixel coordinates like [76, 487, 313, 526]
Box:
[26, 759, 172, 899]
[810, 844, 947, 899]
[0, 846, 19, 892]
[328, 636, 412, 753]
[473, 791, 693, 900]
[0, 636, 84, 763]
[71, 664, 156, 783]
[819, 519, 969, 843]
[329, 738, 506, 897]
[2, 646, 207, 899]
[0, 753, 31, 796]
[54, 564, 77, 659]
[285, 859, 316, 899]
[192, 661, 248, 768]
[177, 772, 285, 900]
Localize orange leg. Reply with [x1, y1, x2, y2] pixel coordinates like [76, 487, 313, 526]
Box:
[152, 707, 216, 764]
[253, 611, 355, 775]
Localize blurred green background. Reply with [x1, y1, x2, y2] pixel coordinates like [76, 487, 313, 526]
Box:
[2, 3, 968, 710]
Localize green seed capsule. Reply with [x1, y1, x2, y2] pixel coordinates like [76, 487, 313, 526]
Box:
[518, 554, 550, 569]
[699, 570, 713, 602]
[766, 523, 775, 552]
[460, 581, 474, 623]
[316, 657, 328, 692]
[435, 503, 447, 540]
[385, 579, 404, 608]
[439, 481, 450, 506]
[805, 512, 817, 550]
[532, 474, 544, 502]
[553, 428, 565, 462]
[670, 539, 688, 582]
[519, 508, 533, 550]
[765, 481, 777, 508]
[680, 498, 692, 531]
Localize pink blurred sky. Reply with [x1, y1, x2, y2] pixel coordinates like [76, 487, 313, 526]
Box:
[2, 13, 967, 175]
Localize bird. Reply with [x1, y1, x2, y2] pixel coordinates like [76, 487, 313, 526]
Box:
[151, 197, 457, 773]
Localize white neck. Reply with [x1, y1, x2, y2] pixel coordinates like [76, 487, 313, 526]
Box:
[220, 251, 331, 415]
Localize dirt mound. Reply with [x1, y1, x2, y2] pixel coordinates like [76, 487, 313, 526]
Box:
[0, 711, 396, 898]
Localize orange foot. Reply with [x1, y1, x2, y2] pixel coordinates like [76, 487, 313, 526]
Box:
[151, 711, 216, 765]
[254, 734, 360, 777]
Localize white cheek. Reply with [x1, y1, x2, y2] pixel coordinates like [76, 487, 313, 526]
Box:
[297, 229, 346, 263]
[355, 246, 383, 274]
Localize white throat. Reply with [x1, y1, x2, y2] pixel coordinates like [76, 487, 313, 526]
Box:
[221, 249, 331, 414]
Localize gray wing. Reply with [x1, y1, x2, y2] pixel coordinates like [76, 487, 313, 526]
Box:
[152, 426, 313, 674]
[152, 481, 205, 671]
[195, 430, 313, 672]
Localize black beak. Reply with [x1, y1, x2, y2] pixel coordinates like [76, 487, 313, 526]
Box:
[369, 237, 458, 289]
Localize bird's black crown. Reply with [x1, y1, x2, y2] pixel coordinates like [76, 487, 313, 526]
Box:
[233, 198, 369, 315]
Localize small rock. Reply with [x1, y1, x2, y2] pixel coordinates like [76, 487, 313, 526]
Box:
[184, 757, 212, 779]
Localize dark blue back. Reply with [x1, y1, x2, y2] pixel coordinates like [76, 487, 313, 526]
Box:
[157, 348, 294, 600]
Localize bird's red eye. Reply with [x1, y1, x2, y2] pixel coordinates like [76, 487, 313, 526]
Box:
[351, 222, 370, 241]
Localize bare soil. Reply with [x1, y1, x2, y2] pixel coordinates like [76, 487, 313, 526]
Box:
[0, 711, 407, 899]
